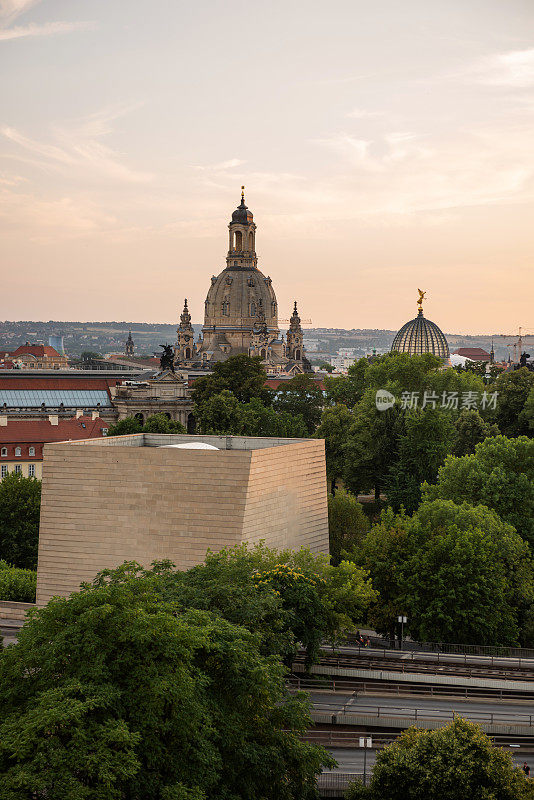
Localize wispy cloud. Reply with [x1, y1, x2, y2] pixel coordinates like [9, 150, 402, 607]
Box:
[1, 106, 152, 183]
[0, 0, 94, 42]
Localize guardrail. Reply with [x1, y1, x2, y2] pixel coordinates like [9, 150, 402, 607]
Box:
[317, 772, 362, 792]
[343, 633, 534, 660]
[312, 701, 534, 727]
[288, 676, 534, 700]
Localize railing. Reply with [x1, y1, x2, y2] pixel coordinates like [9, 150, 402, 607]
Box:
[288, 676, 534, 700]
[317, 772, 362, 792]
[311, 701, 534, 727]
[343, 633, 534, 660]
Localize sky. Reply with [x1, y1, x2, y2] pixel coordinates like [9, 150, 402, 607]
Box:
[1, 0, 533, 334]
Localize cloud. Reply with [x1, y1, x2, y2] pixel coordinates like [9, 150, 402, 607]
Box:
[0, 19, 94, 40]
[465, 48, 534, 88]
[346, 108, 382, 119]
[0, 0, 94, 42]
[194, 158, 245, 172]
[1, 106, 152, 183]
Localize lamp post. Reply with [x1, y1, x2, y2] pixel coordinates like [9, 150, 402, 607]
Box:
[359, 736, 372, 786]
[397, 615, 407, 650]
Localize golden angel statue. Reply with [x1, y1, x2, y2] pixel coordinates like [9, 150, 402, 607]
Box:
[417, 288, 426, 309]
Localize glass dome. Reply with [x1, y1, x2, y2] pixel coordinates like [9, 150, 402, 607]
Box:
[391, 309, 449, 359]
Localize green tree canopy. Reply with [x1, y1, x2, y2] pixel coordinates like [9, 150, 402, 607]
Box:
[0, 472, 41, 570]
[107, 414, 186, 437]
[493, 367, 534, 437]
[194, 391, 308, 436]
[191, 354, 272, 406]
[0, 565, 332, 799]
[350, 499, 530, 645]
[423, 435, 534, 546]
[348, 717, 534, 800]
[453, 408, 499, 456]
[315, 403, 353, 494]
[272, 373, 324, 433]
[327, 489, 369, 566]
[386, 408, 457, 513]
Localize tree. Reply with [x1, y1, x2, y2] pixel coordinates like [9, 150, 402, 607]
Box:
[350, 500, 530, 645]
[107, 414, 186, 437]
[273, 373, 324, 433]
[519, 385, 534, 434]
[0, 565, 333, 799]
[191, 354, 272, 406]
[315, 404, 353, 494]
[195, 390, 244, 434]
[453, 408, 499, 456]
[0, 472, 41, 570]
[80, 350, 102, 361]
[386, 408, 457, 513]
[348, 717, 534, 800]
[240, 397, 308, 438]
[324, 358, 369, 408]
[493, 367, 534, 437]
[318, 361, 334, 373]
[344, 389, 404, 501]
[327, 490, 369, 566]
[141, 413, 186, 434]
[423, 435, 534, 546]
[106, 416, 143, 437]
[155, 543, 376, 665]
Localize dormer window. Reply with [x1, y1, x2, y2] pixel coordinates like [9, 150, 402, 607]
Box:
[1, 447, 7, 457]
[29, 447, 35, 456]
[15, 447, 21, 457]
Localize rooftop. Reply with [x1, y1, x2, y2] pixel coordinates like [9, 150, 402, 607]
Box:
[50, 432, 311, 451]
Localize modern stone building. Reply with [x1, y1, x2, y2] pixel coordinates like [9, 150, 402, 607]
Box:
[36, 433, 329, 606]
[174, 190, 311, 374]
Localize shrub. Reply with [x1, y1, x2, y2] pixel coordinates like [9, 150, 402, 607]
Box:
[0, 560, 37, 603]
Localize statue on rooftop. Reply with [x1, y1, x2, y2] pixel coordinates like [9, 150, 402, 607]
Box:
[159, 343, 175, 373]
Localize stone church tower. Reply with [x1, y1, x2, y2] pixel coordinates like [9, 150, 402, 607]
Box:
[125, 330, 134, 357]
[177, 190, 309, 373]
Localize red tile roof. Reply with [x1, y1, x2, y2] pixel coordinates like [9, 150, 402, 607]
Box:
[10, 344, 62, 359]
[0, 416, 109, 445]
[453, 348, 491, 361]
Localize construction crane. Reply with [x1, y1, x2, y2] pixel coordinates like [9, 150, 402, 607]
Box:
[497, 327, 534, 364]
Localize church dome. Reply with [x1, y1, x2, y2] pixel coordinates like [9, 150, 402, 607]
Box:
[391, 309, 449, 359]
[231, 197, 254, 224]
[204, 266, 278, 331]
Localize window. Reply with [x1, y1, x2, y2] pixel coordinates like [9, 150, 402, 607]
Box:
[0, 447, 6, 457]
[1, 465, 7, 478]
[29, 446, 35, 456]
[29, 464, 35, 477]
[234, 231, 242, 251]
[14, 465, 22, 474]
[15, 447, 21, 457]
[102, 428, 108, 437]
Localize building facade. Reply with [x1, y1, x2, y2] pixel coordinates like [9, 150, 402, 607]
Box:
[5, 343, 69, 370]
[36, 433, 329, 606]
[174, 191, 311, 374]
[111, 370, 194, 429]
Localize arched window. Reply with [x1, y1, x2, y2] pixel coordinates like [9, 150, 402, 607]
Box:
[235, 231, 243, 251]
[295, 349, 301, 361]
[248, 231, 254, 251]
[15, 447, 21, 457]
[260, 348, 266, 359]
[222, 299, 230, 316]
[185, 347, 191, 359]
[29, 446, 35, 456]
[1, 447, 7, 457]
[271, 301, 277, 317]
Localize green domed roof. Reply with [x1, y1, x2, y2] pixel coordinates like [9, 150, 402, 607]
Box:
[391, 309, 449, 359]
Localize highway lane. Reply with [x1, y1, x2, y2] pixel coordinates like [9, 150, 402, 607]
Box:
[308, 691, 534, 726]
[323, 747, 531, 773]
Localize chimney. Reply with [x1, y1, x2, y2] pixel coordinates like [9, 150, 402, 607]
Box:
[0, 415, 7, 427]
[48, 415, 59, 426]
[76, 409, 83, 419]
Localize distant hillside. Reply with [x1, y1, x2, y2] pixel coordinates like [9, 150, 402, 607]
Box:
[0, 320, 514, 362]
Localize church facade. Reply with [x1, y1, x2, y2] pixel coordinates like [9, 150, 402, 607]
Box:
[174, 191, 310, 374]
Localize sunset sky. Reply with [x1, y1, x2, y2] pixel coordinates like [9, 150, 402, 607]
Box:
[1, 0, 533, 334]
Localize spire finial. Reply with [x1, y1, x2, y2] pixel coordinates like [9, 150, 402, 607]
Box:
[184, 298, 188, 309]
[241, 185, 245, 203]
[293, 300, 298, 314]
[417, 288, 426, 313]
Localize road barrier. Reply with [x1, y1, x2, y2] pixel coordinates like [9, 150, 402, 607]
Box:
[311, 701, 534, 727]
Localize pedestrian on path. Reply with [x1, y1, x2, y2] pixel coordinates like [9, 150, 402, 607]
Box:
[523, 762, 530, 777]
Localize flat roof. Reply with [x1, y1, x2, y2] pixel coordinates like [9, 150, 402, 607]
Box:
[51, 432, 312, 451]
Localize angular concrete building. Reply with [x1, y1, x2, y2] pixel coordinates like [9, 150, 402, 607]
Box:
[36, 434, 329, 606]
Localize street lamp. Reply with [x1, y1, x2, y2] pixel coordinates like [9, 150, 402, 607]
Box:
[359, 736, 373, 787]
[397, 615, 408, 650]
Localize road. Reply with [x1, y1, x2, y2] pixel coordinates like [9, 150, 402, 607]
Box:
[323, 747, 531, 773]
[309, 691, 534, 726]
[329, 644, 534, 670]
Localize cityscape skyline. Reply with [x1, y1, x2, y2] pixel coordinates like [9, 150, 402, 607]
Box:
[1, 0, 533, 334]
